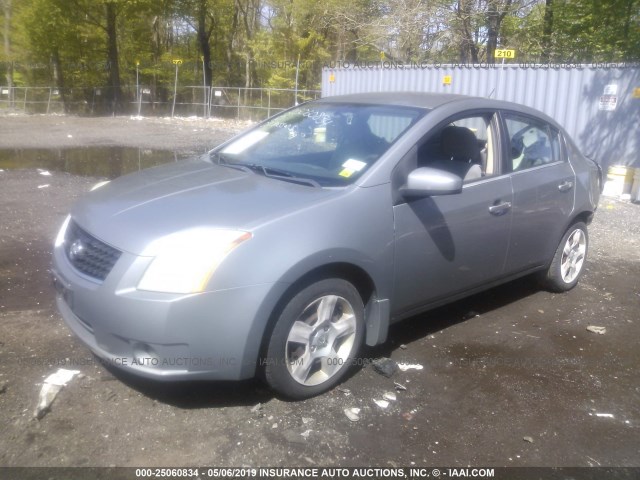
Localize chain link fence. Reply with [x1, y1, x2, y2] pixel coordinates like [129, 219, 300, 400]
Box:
[0, 85, 321, 119]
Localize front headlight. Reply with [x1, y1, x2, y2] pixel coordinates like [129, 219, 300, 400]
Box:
[137, 228, 252, 294]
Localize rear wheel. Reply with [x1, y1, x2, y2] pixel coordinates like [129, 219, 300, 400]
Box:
[264, 279, 364, 399]
[539, 222, 588, 292]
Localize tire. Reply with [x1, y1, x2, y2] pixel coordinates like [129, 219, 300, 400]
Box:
[538, 222, 588, 292]
[264, 279, 365, 399]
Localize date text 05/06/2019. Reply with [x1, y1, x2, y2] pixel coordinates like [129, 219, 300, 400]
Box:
[135, 467, 496, 478]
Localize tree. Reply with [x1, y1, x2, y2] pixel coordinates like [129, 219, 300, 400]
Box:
[253, 0, 332, 90]
[175, 0, 215, 87]
[454, 0, 480, 62]
[105, 1, 122, 106]
[566, 0, 639, 62]
[504, 0, 640, 63]
[1, 0, 13, 104]
[486, 0, 515, 63]
[59, 0, 151, 110]
[4, 0, 639, 113]
[541, 0, 553, 61]
[236, 0, 261, 91]
[15, 0, 77, 109]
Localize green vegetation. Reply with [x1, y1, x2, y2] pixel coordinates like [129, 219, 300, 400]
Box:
[1, 0, 638, 109]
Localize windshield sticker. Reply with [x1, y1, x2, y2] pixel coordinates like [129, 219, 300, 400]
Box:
[222, 130, 269, 154]
[339, 168, 355, 178]
[342, 159, 366, 172]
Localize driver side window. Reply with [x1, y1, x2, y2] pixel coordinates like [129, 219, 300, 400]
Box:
[417, 113, 498, 183]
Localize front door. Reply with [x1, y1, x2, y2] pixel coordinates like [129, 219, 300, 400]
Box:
[392, 177, 512, 316]
[392, 112, 513, 317]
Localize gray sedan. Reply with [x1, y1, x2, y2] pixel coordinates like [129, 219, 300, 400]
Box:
[52, 93, 602, 399]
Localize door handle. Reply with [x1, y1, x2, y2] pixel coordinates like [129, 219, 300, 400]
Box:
[489, 201, 512, 216]
[558, 180, 574, 192]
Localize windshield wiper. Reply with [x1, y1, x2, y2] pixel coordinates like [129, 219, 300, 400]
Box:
[214, 156, 319, 187]
[244, 164, 321, 188]
[267, 174, 321, 188]
[211, 153, 255, 174]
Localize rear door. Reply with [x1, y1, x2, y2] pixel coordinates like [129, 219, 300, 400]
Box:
[500, 111, 575, 274]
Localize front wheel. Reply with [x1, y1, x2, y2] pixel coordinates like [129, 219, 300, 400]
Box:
[538, 222, 589, 292]
[264, 279, 364, 399]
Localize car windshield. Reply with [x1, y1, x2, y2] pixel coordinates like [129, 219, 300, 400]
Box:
[212, 102, 425, 186]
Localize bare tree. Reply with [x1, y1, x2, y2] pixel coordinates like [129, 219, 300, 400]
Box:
[374, 0, 448, 61]
[455, 0, 479, 63]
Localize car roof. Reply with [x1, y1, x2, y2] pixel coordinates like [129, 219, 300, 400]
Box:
[315, 91, 563, 130]
[316, 92, 471, 109]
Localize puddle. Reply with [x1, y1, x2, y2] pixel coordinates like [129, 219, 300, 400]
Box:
[0, 147, 190, 179]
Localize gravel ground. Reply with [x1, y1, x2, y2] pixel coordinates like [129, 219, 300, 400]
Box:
[0, 114, 639, 468]
[0, 113, 249, 153]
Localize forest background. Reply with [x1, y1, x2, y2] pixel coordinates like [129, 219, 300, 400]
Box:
[0, 0, 638, 112]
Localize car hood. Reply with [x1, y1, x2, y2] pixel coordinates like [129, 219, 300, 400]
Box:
[70, 157, 342, 254]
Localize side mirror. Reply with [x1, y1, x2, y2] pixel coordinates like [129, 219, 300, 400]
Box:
[400, 167, 463, 198]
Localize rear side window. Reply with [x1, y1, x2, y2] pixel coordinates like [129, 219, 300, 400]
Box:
[503, 113, 562, 172]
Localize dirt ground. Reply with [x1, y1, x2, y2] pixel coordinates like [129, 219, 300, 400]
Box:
[0, 114, 639, 468]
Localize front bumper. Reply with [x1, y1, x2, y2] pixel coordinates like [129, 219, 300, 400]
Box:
[52, 241, 284, 381]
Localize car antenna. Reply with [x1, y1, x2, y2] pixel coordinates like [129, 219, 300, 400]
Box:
[487, 87, 496, 98]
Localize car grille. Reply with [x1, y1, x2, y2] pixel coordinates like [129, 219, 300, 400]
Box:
[64, 221, 122, 281]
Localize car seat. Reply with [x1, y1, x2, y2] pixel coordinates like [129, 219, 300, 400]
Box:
[332, 114, 389, 168]
[428, 126, 483, 181]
